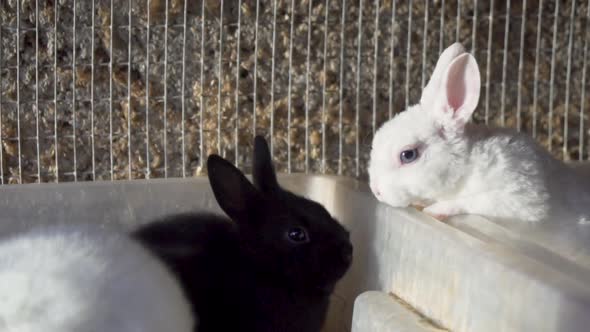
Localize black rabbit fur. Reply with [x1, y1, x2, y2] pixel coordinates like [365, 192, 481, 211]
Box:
[133, 136, 353, 332]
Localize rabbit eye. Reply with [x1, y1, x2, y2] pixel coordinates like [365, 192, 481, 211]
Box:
[286, 227, 309, 243]
[400, 148, 419, 164]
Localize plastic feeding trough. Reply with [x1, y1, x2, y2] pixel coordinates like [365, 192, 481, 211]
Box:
[1, 173, 590, 332]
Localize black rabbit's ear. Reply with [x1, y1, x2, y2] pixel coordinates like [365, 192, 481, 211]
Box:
[207, 155, 259, 222]
[253, 135, 280, 193]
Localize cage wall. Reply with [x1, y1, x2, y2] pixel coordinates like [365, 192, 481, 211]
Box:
[0, 0, 588, 184]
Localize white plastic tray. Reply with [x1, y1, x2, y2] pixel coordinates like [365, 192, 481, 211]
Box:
[0, 175, 589, 331]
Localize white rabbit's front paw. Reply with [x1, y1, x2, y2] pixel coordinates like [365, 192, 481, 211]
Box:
[423, 202, 463, 221]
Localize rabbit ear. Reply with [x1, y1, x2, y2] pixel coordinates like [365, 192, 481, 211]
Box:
[420, 42, 466, 105]
[433, 53, 481, 130]
[207, 155, 259, 222]
[253, 135, 280, 193]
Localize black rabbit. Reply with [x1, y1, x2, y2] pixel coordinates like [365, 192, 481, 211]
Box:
[133, 136, 353, 332]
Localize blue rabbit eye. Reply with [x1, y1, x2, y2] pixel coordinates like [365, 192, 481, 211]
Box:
[400, 148, 419, 164]
[287, 227, 309, 243]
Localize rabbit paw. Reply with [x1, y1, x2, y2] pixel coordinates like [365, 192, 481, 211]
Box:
[423, 202, 463, 221]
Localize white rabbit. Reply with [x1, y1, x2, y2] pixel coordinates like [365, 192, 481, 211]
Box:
[368, 42, 590, 224]
[0, 224, 195, 332]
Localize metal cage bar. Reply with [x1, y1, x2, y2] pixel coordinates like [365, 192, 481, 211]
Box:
[0, 12, 4, 184]
[34, 0, 41, 182]
[356, 0, 364, 177]
[338, 0, 348, 174]
[234, 0, 242, 169]
[304, 0, 313, 173]
[181, 0, 189, 177]
[127, 0, 133, 179]
[54, 0, 60, 181]
[72, 0, 78, 181]
[471, 0, 478, 54]
[0, 0, 588, 183]
[421, 0, 429, 90]
[253, 0, 260, 143]
[404, 0, 412, 110]
[581, 0, 590, 160]
[516, 0, 527, 132]
[563, 0, 576, 160]
[199, 0, 205, 171]
[163, 0, 170, 177]
[321, 0, 329, 173]
[388, 0, 397, 121]
[287, 0, 295, 173]
[216, 0, 224, 159]
[456, 0, 461, 42]
[270, 0, 278, 157]
[16, 0, 23, 183]
[90, 0, 97, 180]
[548, 0, 560, 152]
[499, 0, 511, 127]
[145, 0, 152, 178]
[532, 0, 544, 138]
[484, 0, 494, 125]
[109, 0, 115, 179]
[439, 0, 445, 55]
[372, 0, 381, 135]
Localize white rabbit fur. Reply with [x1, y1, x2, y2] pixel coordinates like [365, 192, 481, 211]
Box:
[0, 224, 194, 332]
[369, 42, 590, 224]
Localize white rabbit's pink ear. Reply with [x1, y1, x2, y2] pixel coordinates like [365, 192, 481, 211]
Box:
[420, 42, 466, 105]
[434, 53, 480, 129]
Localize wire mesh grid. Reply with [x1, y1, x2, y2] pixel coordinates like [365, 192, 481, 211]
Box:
[0, 0, 589, 184]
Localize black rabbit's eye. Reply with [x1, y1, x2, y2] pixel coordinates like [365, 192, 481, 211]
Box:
[286, 227, 309, 243]
[400, 148, 419, 164]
